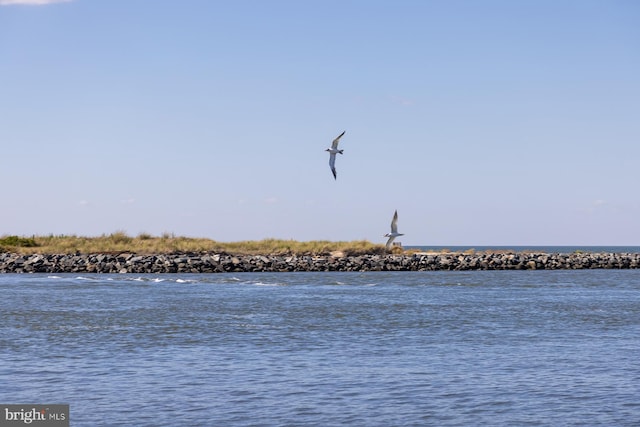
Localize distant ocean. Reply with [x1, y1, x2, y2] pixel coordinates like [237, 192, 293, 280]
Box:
[406, 245, 640, 254]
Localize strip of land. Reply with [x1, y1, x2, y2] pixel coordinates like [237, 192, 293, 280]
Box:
[2, 234, 638, 272]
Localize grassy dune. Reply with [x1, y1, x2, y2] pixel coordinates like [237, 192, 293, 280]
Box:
[0, 233, 391, 256]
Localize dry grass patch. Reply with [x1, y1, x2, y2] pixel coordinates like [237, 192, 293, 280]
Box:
[1, 234, 388, 256]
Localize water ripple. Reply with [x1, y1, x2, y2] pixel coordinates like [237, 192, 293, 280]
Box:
[1, 271, 639, 425]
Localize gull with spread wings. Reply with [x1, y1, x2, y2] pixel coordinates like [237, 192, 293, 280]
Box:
[384, 210, 404, 249]
[325, 131, 345, 180]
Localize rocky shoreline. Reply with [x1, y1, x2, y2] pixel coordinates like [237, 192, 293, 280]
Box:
[1, 251, 640, 273]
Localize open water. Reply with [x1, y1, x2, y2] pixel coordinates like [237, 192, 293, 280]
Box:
[406, 245, 640, 254]
[1, 271, 639, 426]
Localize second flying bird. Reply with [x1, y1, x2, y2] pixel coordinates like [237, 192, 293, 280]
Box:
[325, 131, 345, 180]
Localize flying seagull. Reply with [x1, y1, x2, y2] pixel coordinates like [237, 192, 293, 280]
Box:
[384, 210, 404, 249]
[325, 131, 345, 180]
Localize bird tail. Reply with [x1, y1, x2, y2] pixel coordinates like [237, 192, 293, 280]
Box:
[338, 149, 344, 154]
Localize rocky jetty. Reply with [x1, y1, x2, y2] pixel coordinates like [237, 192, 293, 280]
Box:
[1, 252, 639, 273]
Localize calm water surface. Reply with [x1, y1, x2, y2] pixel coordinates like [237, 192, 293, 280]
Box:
[1, 271, 639, 426]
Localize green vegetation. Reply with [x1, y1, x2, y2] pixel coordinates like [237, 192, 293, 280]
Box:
[0, 235, 39, 251]
[0, 233, 389, 256]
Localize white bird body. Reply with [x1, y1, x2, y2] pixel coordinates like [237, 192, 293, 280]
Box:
[325, 131, 345, 179]
[384, 210, 404, 249]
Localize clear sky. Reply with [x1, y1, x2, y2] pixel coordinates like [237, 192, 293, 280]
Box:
[1, 0, 638, 245]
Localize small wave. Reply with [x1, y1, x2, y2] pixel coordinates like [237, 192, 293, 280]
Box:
[47, 275, 62, 279]
[248, 281, 282, 287]
[210, 276, 244, 284]
[323, 280, 347, 286]
[176, 279, 198, 284]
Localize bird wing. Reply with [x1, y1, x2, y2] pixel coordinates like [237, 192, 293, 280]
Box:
[390, 210, 399, 233]
[329, 153, 337, 179]
[385, 236, 396, 248]
[331, 131, 345, 150]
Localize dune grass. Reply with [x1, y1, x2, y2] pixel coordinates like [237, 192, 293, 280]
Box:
[0, 233, 390, 256]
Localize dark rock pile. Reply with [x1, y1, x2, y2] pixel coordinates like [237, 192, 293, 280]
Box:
[1, 252, 639, 273]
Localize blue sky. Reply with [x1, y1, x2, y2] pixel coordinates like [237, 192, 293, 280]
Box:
[1, 0, 638, 245]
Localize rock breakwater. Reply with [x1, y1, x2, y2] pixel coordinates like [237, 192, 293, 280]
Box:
[1, 252, 639, 273]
